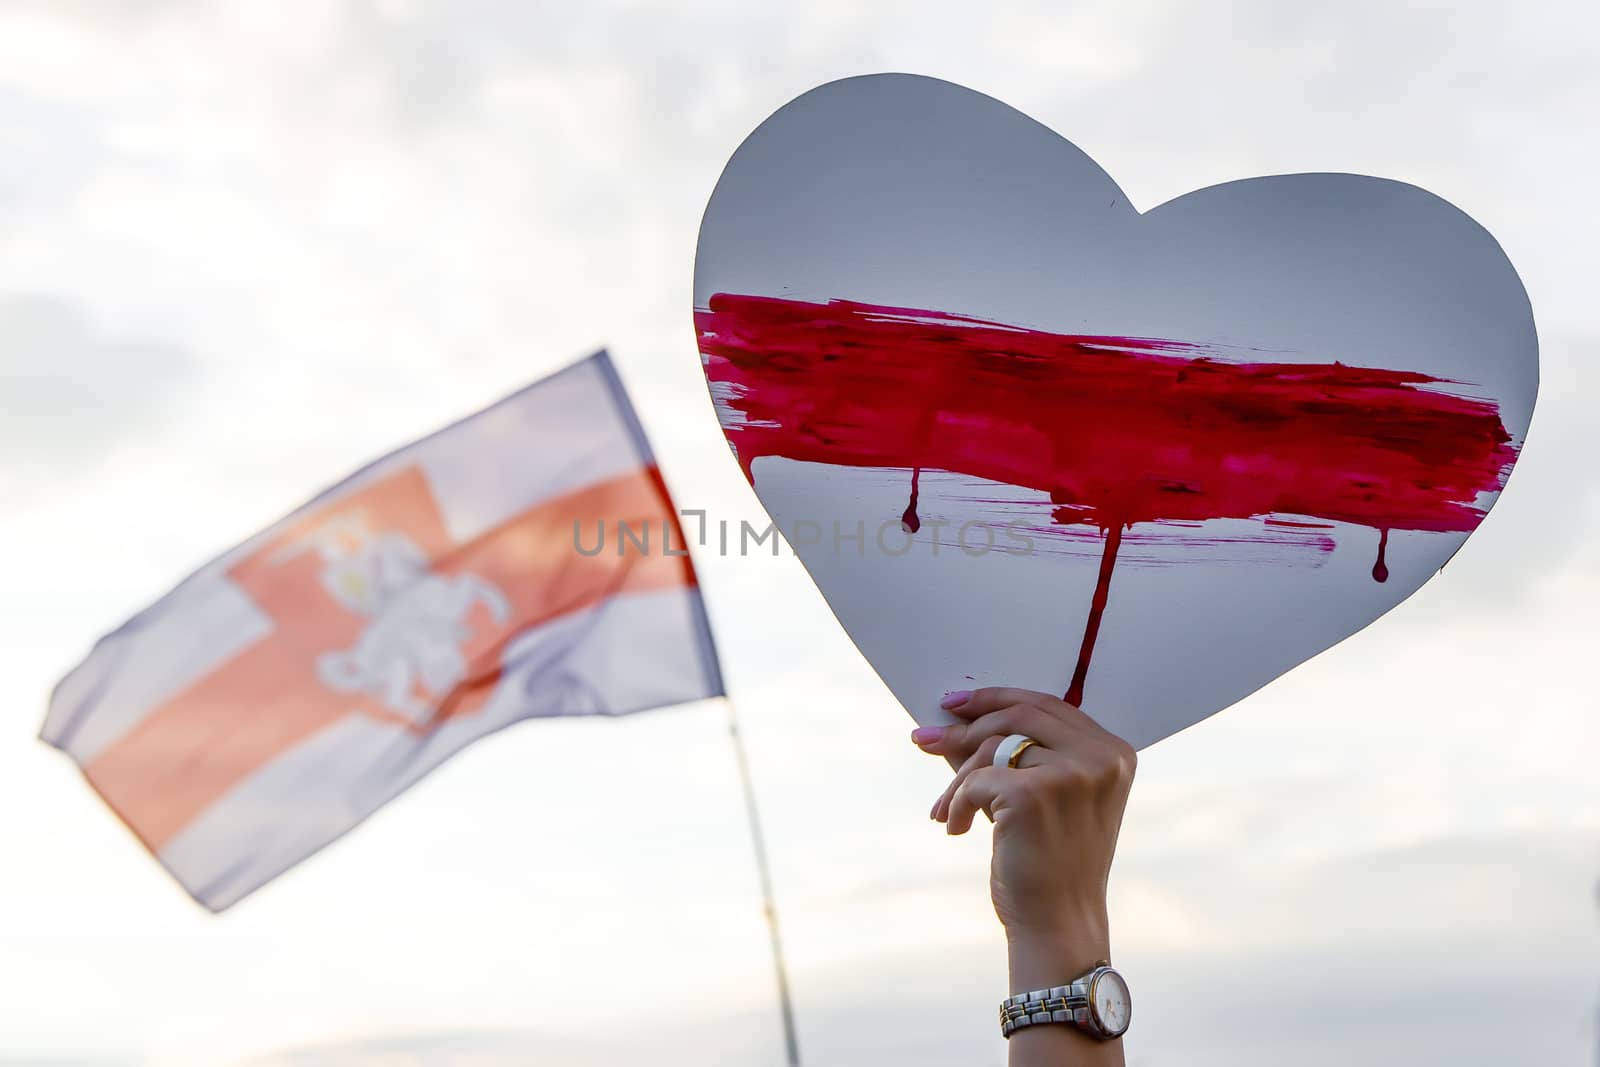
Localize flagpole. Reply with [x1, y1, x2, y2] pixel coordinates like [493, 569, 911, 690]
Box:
[725, 700, 802, 1066]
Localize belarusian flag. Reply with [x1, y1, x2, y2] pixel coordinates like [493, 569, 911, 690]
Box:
[42, 351, 723, 911]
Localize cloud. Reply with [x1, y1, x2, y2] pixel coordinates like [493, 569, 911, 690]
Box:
[240, 1016, 783, 1067]
[0, 295, 194, 509]
[1122, 831, 1600, 1067]
[231, 829, 1600, 1067]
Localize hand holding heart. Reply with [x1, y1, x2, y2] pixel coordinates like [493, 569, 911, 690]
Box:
[913, 688, 1135, 953]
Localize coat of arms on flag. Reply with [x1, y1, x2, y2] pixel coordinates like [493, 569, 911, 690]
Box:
[42, 351, 723, 911]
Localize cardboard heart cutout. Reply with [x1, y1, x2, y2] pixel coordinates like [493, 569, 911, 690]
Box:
[694, 74, 1537, 748]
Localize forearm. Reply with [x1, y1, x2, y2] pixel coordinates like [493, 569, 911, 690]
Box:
[1005, 918, 1125, 1067]
[914, 688, 1135, 1064]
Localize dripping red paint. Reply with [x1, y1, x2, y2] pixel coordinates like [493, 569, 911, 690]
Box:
[901, 468, 922, 534]
[698, 293, 1518, 705]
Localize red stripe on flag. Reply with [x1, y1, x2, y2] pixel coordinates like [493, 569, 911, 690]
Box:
[84, 464, 694, 853]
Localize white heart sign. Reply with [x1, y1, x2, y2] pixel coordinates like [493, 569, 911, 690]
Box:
[694, 74, 1537, 748]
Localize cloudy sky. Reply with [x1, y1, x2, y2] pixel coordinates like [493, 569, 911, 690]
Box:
[1, 1, 1597, 1064]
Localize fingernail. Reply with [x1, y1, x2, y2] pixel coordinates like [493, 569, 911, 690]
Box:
[940, 689, 973, 710]
[911, 726, 946, 746]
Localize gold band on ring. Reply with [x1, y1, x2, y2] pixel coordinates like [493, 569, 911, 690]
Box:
[994, 733, 1040, 769]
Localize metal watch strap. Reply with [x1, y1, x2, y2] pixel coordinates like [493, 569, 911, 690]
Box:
[999, 962, 1109, 1040]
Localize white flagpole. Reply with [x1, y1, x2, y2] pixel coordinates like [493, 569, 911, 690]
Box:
[725, 699, 802, 1065]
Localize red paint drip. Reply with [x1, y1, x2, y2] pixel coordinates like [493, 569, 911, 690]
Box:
[1066, 521, 1124, 708]
[699, 293, 1518, 704]
[902, 467, 922, 534]
[1373, 528, 1391, 583]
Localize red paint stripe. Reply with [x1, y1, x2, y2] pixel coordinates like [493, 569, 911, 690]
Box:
[698, 293, 1519, 705]
[699, 293, 1516, 536]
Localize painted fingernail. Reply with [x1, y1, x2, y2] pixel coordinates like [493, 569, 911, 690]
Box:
[939, 690, 973, 710]
[911, 726, 946, 746]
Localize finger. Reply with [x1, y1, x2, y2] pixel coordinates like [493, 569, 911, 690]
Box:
[944, 687, 1069, 720]
[946, 765, 1033, 835]
[914, 701, 1075, 763]
[935, 731, 1056, 822]
[933, 734, 1005, 822]
[947, 686, 1125, 745]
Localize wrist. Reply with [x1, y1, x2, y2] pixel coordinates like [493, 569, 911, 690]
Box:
[1005, 913, 1111, 994]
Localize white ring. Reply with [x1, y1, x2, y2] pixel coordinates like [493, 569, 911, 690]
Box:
[993, 733, 1037, 769]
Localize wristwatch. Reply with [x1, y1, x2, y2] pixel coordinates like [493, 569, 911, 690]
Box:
[1000, 960, 1131, 1040]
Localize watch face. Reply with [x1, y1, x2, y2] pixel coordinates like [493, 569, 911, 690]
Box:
[1091, 970, 1131, 1036]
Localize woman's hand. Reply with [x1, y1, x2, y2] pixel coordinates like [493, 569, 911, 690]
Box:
[912, 687, 1136, 1063]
